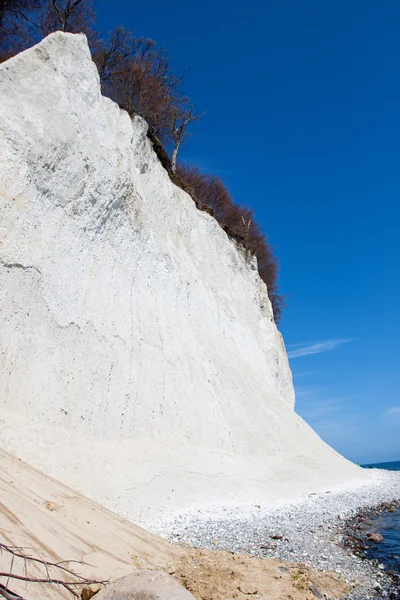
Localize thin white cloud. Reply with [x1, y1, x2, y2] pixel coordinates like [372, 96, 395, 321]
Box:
[287, 338, 352, 359]
[297, 398, 341, 419]
[295, 386, 318, 398]
[383, 406, 400, 417]
[292, 371, 314, 378]
[296, 395, 363, 447]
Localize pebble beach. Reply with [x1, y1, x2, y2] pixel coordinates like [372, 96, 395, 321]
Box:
[149, 469, 400, 599]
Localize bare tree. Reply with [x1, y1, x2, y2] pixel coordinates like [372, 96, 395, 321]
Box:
[0, 0, 40, 29]
[93, 26, 134, 83]
[40, 0, 95, 38]
[167, 99, 203, 173]
[105, 40, 177, 138]
[0, 0, 43, 54]
[101, 35, 203, 169]
[108, 57, 166, 128]
[0, 0, 96, 55]
[177, 164, 284, 321]
[51, 0, 83, 31]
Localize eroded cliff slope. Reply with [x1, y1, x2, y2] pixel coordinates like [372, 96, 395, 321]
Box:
[0, 33, 369, 522]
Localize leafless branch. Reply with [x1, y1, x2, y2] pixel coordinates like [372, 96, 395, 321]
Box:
[0, 582, 24, 600]
[0, 543, 106, 599]
[168, 102, 204, 172]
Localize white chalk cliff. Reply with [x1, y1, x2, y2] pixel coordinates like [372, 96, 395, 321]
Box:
[0, 33, 369, 523]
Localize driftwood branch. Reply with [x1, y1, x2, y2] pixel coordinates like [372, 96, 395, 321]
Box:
[0, 543, 107, 599]
[0, 582, 24, 600]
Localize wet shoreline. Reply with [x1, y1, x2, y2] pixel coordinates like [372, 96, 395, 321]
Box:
[342, 500, 400, 599]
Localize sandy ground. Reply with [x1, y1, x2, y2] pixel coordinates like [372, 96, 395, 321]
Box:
[0, 408, 370, 527]
[0, 449, 350, 600]
[173, 548, 349, 600]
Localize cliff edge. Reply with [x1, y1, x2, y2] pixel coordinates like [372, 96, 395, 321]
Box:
[0, 32, 369, 523]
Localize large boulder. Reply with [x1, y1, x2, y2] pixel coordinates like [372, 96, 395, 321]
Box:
[94, 571, 195, 600]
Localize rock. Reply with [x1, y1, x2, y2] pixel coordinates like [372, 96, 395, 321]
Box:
[309, 583, 323, 598]
[269, 533, 283, 540]
[366, 533, 384, 542]
[81, 586, 101, 600]
[94, 570, 195, 600]
[260, 543, 276, 550]
[238, 584, 258, 595]
[0, 31, 369, 521]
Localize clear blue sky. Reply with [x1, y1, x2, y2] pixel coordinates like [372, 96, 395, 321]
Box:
[96, 0, 399, 464]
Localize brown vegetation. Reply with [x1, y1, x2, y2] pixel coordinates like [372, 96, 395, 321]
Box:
[40, 0, 96, 40]
[0, 0, 284, 322]
[0, 0, 42, 54]
[177, 165, 284, 321]
[96, 34, 203, 171]
[0, 0, 96, 54]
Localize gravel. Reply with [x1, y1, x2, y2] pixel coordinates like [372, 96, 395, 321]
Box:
[146, 470, 400, 600]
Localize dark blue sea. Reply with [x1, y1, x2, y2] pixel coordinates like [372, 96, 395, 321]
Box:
[361, 461, 400, 575]
[363, 461, 400, 472]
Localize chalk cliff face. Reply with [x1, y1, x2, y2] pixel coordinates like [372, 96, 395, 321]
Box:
[0, 33, 367, 522]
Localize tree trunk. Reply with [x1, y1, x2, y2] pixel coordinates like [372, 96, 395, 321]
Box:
[171, 140, 180, 173]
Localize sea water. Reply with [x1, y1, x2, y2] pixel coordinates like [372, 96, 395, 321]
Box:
[362, 461, 400, 575]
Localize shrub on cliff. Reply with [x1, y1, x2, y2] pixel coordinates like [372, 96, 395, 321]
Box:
[0, 0, 97, 56]
[93, 31, 203, 171]
[177, 165, 284, 322]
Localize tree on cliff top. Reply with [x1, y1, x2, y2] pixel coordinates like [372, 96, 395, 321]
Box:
[0, 4, 285, 323]
[92, 25, 134, 83]
[40, 0, 97, 43]
[94, 33, 202, 168]
[167, 99, 204, 173]
[177, 165, 284, 321]
[0, 0, 43, 56]
[0, 0, 95, 56]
